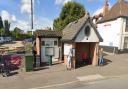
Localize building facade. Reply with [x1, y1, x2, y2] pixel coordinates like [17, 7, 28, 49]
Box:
[34, 30, 62, 65]
[94, 0, 128, 53]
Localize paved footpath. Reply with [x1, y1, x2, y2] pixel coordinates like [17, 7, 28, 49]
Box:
[0, 53, 128, 89]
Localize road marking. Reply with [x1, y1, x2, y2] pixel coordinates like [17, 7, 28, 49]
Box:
[29, 80, 78, 89]
[29, 74, 105, 89]
[77, 74, 104, 81]
[88, 81, 102, 84]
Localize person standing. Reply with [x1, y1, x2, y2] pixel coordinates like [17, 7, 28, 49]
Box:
[67, 48, 73, 70]
[99, 48, 104, 66]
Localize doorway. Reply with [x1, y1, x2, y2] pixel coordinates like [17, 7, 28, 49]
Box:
[75, 42, 95, 68]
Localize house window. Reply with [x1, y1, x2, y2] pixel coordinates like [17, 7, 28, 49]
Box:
[45, 41, 53, 46]
[54, 41, 58, 46]
[124, 37, 128, 49]
[126, 19, 128, 26]
[42, 41, 45, 45]
[126, 19, 128, 32]
[85, 26, 91, 37]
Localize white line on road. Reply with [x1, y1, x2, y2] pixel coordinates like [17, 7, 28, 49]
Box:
[29, 80, 78, 89]
[77, 74, 105, 81]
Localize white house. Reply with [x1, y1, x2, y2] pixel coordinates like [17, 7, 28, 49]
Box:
[96, 0, 128, 53]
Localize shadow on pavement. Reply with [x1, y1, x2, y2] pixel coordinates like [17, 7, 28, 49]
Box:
[33, 67, 49, 71]
[103, 58, 112, 66]
[8, 71, 19, 76]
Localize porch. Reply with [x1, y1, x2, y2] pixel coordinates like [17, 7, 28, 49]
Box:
[63, 42, 99, 69]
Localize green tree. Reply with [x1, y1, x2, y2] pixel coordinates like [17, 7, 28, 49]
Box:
[0, 16, 4, 29]
[4, 20, 10, 36]
[53, 2, 86, 30]
[0, 28, 5, 37]
[11, 27, 22, 40]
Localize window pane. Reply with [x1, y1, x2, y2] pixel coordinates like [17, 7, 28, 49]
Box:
[124, 37, 128, 49]
[54, 41, 57, 46]
[42, 41, 45, 45]
[126, 19, 128, 32]
[45, 41, 53, 46]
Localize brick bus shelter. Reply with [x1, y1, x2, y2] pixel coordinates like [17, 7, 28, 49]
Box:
[61, 13, 103, 68]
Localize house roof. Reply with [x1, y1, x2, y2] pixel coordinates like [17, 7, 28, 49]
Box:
[62, 13, 103, 42]
[98, 0, 128, 23]
[34, 30, 62, 38]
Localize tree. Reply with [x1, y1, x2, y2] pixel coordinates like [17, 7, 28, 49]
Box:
[0, 16, 4, 29]
[11, 27, 32, 40]
[11, 27, 22, 40]
[0, 28, 5, 37]
[0, 16, 4, 37]
[53, 2, 86, 30]
[4, 20, 10, 36]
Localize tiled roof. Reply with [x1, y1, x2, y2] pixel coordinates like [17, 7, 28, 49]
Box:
[98, 0, 128, 23]
[62, 13, 103, 42]
[34, 30, 62, 38]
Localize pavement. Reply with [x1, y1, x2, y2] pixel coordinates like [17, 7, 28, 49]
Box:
[0, 53, 128, 89]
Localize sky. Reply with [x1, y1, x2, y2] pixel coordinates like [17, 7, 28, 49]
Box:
[0, 0, 121, 32]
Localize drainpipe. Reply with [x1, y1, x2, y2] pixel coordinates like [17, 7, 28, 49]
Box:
[119, 18, 124, 52]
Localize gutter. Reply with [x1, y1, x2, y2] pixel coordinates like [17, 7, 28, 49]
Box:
[119, 18, 124, 51]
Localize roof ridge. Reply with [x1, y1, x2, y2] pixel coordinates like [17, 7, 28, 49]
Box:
[98, 0, 128, 23]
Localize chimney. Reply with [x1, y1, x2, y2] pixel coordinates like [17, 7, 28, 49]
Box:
[103, 0, 109, 16]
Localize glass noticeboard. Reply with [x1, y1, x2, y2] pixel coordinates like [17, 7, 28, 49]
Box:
[45, 47, 54, 56]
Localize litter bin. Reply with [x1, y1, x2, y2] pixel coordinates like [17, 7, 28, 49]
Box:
[25, 54, 33, 72]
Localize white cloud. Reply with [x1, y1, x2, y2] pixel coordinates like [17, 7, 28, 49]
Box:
[55, 0, 73, 5]
[93, 8, 103, 16]
[1, 10, 16, 22]
[34, 17, 53, 30]
[12, 17, 53, 32]
[13, 20, 30, 31]
[11, 15, 16, 22]
[21, 0, 34, 14]
[64, 0, 73, 4]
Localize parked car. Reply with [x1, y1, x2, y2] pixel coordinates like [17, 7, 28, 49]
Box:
[4, 37, 11, 42]
[0, 37, 12, 44]
[0, 37, 4, 44]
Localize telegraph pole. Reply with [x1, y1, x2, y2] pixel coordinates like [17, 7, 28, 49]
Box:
[31, 0, 36, 67]
[31, 0, 34, 33]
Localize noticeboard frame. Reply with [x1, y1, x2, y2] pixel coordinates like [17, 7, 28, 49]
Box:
[45, 47, 54, 56]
